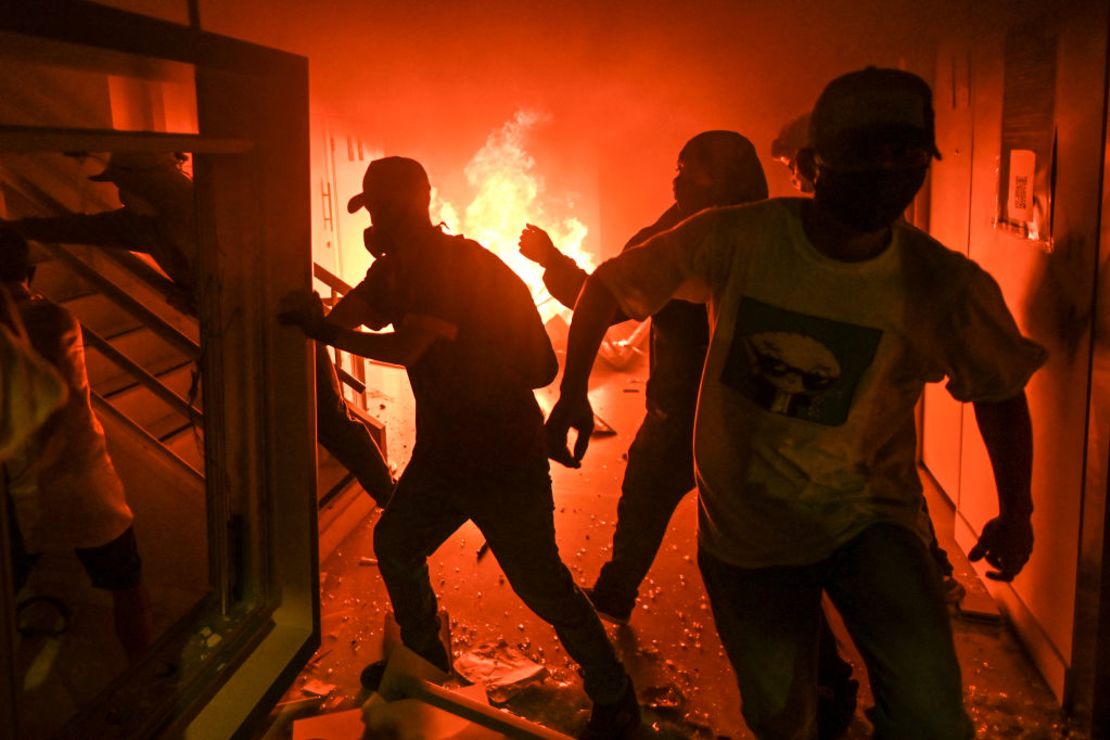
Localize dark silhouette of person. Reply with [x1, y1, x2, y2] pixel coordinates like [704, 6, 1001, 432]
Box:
[520, 130, 857, 738]
[279, 156, 639, 738]
[520, 131, 767, 620]
[1, 228, 153, 662]
[1, 152, 393, 506]
[545, 69, 1044, 739]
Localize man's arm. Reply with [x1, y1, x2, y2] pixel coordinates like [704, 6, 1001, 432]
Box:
[279, 291, 450, 367]
[324, 290, 382, 331]
[544, 276, 620, 468]
[544, 209, 720, 467]
[4, 210, 154, 254]
[520, 224, 590, 308]
[313, 316, 450, 367]
[520, 224, 630, 322]
[967, 392, 1034, 581]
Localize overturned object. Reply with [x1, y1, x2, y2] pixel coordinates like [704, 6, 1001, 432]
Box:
[370, 644, 571, 740]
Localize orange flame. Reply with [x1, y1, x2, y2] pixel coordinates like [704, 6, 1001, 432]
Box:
[431, 110, 593, 322]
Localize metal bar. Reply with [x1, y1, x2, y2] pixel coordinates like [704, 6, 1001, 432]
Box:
[82, 327, 202, 423]
[0, 126, 253, 154]
[313, 262, 354, 296]
[0, 1, 305, 75]
[90, 394, 204, 483]
[335, 365, 366, 394]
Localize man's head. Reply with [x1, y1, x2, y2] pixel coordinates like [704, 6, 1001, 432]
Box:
[0, 228, 33, 284]
[346, 157, 433, 257]
[796, 67, 940, 233]
[771, 114, 814, 194]
[90, 151, 192, 217]
[674, 131, 768, 214]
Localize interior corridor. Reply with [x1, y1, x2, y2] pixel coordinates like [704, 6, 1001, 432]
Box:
[263, 356, 1079, 739]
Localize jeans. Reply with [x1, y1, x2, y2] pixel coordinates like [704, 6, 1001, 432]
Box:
[315, 343, 393, 506]
[593, 407, 695, 609]
[699, 524, 973, 740]
[373, 452, 629, 704]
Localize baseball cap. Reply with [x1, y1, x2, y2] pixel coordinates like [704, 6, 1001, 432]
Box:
[810, 67, 941, 164]
[347, 156, 431, 213]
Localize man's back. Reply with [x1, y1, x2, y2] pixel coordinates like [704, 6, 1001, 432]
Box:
[356, 231, 556, 467]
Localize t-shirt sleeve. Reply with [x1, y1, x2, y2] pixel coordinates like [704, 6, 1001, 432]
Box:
[348, 245, 469, 337]
[346, 259, 396, 330]
[939, 265, 1047, 402]
[541, 252, 589, 309]
[593, 208, 726, 320]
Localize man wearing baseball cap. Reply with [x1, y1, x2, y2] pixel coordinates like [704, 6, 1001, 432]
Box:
[546, 67, 1045, 738]
[281, 156, 639, 738]
[3, 151, 197, 300]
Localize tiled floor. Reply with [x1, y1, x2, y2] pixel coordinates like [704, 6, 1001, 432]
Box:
[262, 356, 1082, 739]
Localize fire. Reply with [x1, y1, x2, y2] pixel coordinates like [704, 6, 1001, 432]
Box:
[431, 110, 593, 323]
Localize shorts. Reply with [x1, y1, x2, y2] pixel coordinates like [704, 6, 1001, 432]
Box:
[75, 526, 143, 590]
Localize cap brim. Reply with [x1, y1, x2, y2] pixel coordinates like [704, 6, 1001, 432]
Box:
[347, 193, 366, 214]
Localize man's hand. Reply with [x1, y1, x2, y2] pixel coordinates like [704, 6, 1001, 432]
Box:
[544, 393, 594, 468]
[519, 224, 561, 268]
[278, 290, 327, 339]
[967, 513, 1033, 581]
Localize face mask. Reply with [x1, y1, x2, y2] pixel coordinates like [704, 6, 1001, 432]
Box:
[813, 166, 926, 232]
[363, 226, 387, 258]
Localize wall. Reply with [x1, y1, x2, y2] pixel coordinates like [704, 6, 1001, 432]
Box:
[924, 2, 1109, 712]
[197, 0, 956, 272]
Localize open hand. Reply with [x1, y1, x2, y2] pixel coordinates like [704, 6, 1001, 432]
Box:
[278, 290, 326, 338]
[968, 513, 1033, 581]
[519, 224, 560, 267]
[543, 393, 594, 468]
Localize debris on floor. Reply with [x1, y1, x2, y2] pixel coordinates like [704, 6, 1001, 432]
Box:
[302, 679, 336, 698]
[453, 640, 549, 703]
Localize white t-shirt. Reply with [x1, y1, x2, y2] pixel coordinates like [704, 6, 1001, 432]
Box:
[595, 198, 1046, 568]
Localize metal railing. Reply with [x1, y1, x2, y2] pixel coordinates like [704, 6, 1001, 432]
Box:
[313, 262, 371, 407]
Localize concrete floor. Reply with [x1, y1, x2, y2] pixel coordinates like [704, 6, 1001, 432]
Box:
[263, 352, 1084, 739]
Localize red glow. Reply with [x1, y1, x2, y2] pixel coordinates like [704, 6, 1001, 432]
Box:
[429, 110, 595, 323]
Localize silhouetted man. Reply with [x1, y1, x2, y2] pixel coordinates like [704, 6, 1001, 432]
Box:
[280, 156, 638, 738]
[521, 130, 857, 738]
[547, 69, 1045, 739]
[520, 131, 768, 621]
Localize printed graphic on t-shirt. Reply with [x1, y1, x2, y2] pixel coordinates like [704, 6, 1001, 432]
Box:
[721, 297, 882, 426]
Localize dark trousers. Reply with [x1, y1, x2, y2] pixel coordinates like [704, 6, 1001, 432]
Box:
[315, 344, 393, 506]
[373, 454, 629, 704]
[597, 406, 853, 694]
[699, 524, 973, 740]
[593, 407, 695, 609]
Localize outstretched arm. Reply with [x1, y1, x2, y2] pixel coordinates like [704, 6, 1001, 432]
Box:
[519, 224, 643, 325]
[967, 392, 1034, 581]
[279, 291, 450, 367]
[545, 209, 721, 466]
[544, 276, 620, 467]
[520, 224, 590, 308]
[4, 210, 155, 254]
